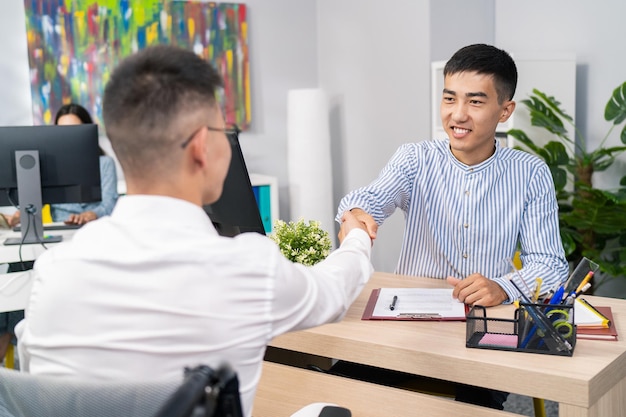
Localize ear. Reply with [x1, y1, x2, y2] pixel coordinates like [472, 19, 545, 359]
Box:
[188, 128, 208, 170]
[499, 100, 516, 123]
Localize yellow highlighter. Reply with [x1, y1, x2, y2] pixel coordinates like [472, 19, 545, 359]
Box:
[532, 277, 543, 303]
[575, 271, 594, 296]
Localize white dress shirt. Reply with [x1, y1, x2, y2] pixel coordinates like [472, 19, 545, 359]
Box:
[337, 139, 568, 302]
[16, 195, 373, 417]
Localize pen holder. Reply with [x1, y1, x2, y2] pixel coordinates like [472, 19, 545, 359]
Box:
[466, 303, 576, 357]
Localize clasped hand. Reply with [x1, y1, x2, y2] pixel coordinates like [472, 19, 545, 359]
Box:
[447, 273, 507, 307]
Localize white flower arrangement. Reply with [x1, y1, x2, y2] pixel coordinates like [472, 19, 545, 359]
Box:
[269, 218, 332, 266]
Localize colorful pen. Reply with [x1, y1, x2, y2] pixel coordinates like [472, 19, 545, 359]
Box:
[549, 285, 565, 305]
[574, 271, 594, 295]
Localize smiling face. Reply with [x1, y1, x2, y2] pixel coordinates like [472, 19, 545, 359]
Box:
[440, 71, 515, 165]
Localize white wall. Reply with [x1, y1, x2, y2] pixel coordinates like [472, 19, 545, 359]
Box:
[430, 0, 495, 61]
[0, 1, 32, 127]
[495, 0, 626, 190]
[318, 0, 431, 272]
[236, 0, 318, 220]
[0, 0, 319, 221]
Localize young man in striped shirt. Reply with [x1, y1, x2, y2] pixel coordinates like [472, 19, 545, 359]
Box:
[336, 44, 569, 409]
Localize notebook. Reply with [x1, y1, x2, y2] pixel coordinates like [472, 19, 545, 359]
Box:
[575, 304, 618, 341]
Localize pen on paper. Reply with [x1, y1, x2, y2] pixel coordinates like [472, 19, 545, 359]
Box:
[389, 295, 398, 311]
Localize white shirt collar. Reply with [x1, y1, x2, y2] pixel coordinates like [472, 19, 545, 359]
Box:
[111, 195, 218, 235]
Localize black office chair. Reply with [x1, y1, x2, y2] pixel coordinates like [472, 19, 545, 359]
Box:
[0, 364, 243, 417]
[154, 364, 243, 417]
[155, 365, 350, 417]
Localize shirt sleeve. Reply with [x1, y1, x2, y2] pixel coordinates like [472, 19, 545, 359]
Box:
[336, 144, 418, 225]
[492, 163, 569, 303]
[268, 228, 373, 338]
[91, 156, 119, 218]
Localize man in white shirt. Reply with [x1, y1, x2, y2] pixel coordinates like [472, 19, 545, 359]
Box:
[16, 45, 373, 417]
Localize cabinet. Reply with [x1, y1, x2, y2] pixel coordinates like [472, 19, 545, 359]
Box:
[249, 173, 279, 234]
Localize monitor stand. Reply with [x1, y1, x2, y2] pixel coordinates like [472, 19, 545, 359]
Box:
[3, 150, 62, 246]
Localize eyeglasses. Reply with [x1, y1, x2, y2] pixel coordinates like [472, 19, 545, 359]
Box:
[180, 124, 240, 149]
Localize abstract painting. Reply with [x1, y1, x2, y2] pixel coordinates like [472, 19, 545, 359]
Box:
[23, 0, 251, 129]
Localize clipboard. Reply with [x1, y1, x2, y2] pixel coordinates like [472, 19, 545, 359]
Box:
[361, 288, 468, 321]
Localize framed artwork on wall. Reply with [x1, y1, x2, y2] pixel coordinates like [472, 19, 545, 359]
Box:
[23, 1, 251, 130]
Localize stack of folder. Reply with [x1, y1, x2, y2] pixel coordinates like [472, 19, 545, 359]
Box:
[574, 298, 618, 341]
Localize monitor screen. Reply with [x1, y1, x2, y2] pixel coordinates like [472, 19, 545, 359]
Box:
[0, 124, 101, 245]
[203, 130, 265, 237]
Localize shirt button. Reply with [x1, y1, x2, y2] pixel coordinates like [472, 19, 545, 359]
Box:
[465, 191, 470, 196]
[464, 224, 469, 228]
[463, 253, 468, 259]
[469, 168, 474, 172]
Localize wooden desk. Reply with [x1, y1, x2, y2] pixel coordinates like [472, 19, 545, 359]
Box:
[254, 361, 520, 417]
[269, 272, 626, 417]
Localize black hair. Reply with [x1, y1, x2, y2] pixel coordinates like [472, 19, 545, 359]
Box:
[102, 45, 223, 176]
[54, 103, 104, 156]
[54, 103, 94, 125]
[443, 44, 517, 103]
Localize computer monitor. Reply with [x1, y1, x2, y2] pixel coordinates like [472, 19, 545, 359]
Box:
[203, 130, 265, 237]
[0, 124, 101, 245]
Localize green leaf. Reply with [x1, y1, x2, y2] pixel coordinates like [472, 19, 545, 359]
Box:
[542, 141, 570, 165]
[507, 129, 540, 153]
[528, 106, 567, 136]
[549, 166, 568, 191]
[532, 89, 574, 123]
[559, 229, 577, 257]
[605, 81, 626, 125]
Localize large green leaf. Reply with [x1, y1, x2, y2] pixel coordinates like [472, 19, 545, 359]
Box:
[566, 188, 626, 233]
[542, 141, 570, 165]
[549, 166, 568, 191]
[590, 146, 626, 172]
[559, 229, 577, 257]
[508, 129, 538, 153]
[523, 96, 570, 138]
[605, 81, 626, 126]
[532, 89, 574, 123]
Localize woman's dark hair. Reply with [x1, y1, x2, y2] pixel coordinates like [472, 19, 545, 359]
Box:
[54, 103, 104, 156]
[54, 103, 94, 125]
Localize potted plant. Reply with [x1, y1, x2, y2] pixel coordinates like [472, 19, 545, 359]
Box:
[507, 81, 626, 290]
[270, 218, 332, 266]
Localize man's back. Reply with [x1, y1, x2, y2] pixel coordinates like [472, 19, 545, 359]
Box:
[17, 195, 373, 416]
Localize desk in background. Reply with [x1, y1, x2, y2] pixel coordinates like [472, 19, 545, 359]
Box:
[0, 228, 74, 313]
[269, 272, 626, 417]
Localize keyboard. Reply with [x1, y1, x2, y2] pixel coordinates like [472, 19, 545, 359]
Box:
[13, 222, 82, 232]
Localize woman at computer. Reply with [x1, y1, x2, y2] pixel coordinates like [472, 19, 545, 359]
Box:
[8, 104, 119, 226]
[51, 103, 119, 225]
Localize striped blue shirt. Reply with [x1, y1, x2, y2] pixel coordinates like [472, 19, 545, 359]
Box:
[337, 139, 568, 303]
